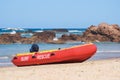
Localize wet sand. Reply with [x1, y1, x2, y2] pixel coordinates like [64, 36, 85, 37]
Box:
[0, 58, 120, 80]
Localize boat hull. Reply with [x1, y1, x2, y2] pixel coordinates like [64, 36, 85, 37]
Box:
[12, 43, 97, 66]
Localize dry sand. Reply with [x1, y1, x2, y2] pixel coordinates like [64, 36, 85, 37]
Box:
[0, 58, 120, 80]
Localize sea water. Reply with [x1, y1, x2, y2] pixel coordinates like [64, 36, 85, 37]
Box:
[0, 28, 120, 67]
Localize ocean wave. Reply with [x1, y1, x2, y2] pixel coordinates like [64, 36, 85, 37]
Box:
[10, 31, 16, 34]
[0, 31, 17, 34]
[0, 62, 13, 66]
[2, 28, 24, 31]
[68, 30, 82, 33]
[97, 51, 120, 53]
[0, 28, 26, 34]
[33, 30, 43, 32]
[0, 56, 9, 59]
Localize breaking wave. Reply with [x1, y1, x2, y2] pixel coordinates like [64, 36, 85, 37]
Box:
[0, 56, 9, 60]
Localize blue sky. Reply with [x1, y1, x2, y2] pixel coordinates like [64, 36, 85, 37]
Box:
[0, 0, 120, 28]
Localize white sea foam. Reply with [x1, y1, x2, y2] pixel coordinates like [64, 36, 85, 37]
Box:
[34, 30, 43, 32]
[10, 31, 16, 34]
[0, 56, 9, 59]
[3, 27, 24, 31]
[0, 62, 13, 66]
[53, 37, 58, 41]
[68, 30, 82, 33]
[97, 51, 120, 53]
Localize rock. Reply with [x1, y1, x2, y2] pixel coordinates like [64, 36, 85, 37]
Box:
[82, 23, 120, 42]
[59, 23, 120, 42]
[60, 34, 71, 41]
[59, 34, 82, 41]
[20, 38, 34, 44]
[0, 31, 56, 44]
[0, 33, 22, 44]
[47, 40, 65, 44]
[20, 31, 56, 44]
[32, 31, 55, 42]
[0, 23, 120, 44]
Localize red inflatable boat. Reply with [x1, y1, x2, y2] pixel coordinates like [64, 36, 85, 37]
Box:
[12, 43, 97, 66]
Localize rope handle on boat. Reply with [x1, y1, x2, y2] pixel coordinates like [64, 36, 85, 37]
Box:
[50, 53, 55, 56]
[32, 52, 38, 58]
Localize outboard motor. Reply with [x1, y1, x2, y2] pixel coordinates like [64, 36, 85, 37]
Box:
[30, 44, 39, 52]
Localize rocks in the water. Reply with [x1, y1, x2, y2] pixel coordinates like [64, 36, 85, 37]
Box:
[81, 23, 120, 42]
[47, 40, 65, 44]
[32, 31, 55, 42]
[0, 33, 22, 44]
[0, 31, 55, 44]
[59, 34, 82, 41]
[59, 23, 120, 42]
[0, 23, 120, 44]
[22, 31, 55, 44]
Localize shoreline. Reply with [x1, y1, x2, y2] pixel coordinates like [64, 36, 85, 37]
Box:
[1, 57, 120, 68]
[0, 58, 120, 80]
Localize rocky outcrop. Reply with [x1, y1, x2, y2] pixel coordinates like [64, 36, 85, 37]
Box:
[0, 23, 120, 44]
[59, 34, 82, 41]
[47, 40, 65, 44]
[46, 34, 82, 44]
[0, 33, 22, 44]
[21, 31, 55, 44]
[59, 23, 120, 42]
[0, 31, 55, 44]
[81, 23, 120, 42]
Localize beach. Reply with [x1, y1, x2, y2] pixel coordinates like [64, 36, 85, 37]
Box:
[0, 58, 120, 80]
[0, 28, 120, 80]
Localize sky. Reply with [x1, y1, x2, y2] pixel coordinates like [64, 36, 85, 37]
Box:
[0, 0, 120, 28]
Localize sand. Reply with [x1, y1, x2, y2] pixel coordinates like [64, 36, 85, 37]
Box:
[0, 58, 120, 80]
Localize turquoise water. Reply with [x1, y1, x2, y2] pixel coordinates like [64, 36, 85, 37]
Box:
[0, 28, 120, 67]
